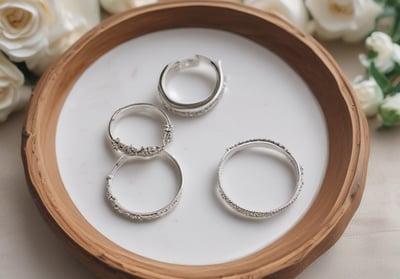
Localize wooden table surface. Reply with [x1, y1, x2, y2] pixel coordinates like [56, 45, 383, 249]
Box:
[0, 41, 399, 279]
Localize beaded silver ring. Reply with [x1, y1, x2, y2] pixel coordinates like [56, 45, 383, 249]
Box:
[217, 139, 303, 219]
[158, 54, 224, 117]
[108, 103, 173, 157]
[105, 152, 183, 221]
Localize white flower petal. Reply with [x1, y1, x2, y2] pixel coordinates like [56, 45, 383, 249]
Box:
[0, 53, 24, 85]
[0, 52, 26, 122]
[352, 76, 384, 116]
[244, 0, 311, 32]
[0, 86, 14, 110]
[56, 0, 100, 27]
[306, 0, 383, 42]
[381, 94, 400, 112]
[342, 0, 382, 42]
[100, 0, 158, 14]
[306, 0, 357, 32]
[313, 21, 343, 40]
[364, 32, 395, 73]
[26, 0, 100, 75]
[0, 0, 54, 61]
[359, 53, 370, 68]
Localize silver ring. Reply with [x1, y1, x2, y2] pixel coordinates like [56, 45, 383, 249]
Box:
[105, 152, 183, 221]
[158, 54, 224, 117]
[108, 103, 173, 157]
[217, 139, 303, 219]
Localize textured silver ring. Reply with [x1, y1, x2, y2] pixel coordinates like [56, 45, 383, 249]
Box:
[217, 139, 303, 219]
[105, 152, 183, 221]
[108, 103, 173, 157]
[158, 54, 224, 117]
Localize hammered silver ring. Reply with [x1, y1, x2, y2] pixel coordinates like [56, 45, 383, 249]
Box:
[217, 139, 303, 219]
[108, 103, 173, 157]
[158, 54, 224, 117]
[106, 152, 183, 221]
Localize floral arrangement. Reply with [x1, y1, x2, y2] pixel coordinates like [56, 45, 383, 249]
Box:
[1, 0, 400, 129]
[240, 0, 400, 129]
[0, 0, 100, 121]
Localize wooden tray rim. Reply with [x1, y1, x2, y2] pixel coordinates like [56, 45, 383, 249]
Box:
[21, 2, 369, 278]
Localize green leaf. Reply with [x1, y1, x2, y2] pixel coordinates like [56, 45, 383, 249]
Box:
[374, 0, 388, 5]
[367, 50, 379, 59]
[391, 81, 400, 93]
[385, 63, 400, 80]
[374, 2, 400, 42]
[13, 61, 39, 86]
[394, 62, 400, 72]
[392, 14, 400, 42]
[384, 0, 400, 7]
[378, 106, 400, 129]
[376, 0, 400, 8]
[368, 62, 393, 96]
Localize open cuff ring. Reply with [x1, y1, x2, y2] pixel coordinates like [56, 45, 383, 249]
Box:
[158, 54, 224, 117]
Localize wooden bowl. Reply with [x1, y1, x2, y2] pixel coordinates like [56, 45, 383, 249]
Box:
[22, 1, 369, 278]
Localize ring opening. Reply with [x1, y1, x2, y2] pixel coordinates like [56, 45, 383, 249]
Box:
[111, 111, 166, 148]
[108, 155, 182, 213]
[163, 58, 219, 105]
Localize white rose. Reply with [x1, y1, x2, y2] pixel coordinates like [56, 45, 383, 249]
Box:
[381, 94, 400, 111]
[352, 76, 384, 117]
[0, 0, 58, 61]
[100, 0, 159, 14]
[26, 0, 100, 75]
[378, 93, 400, 127]
[0, 53, 31, 122]
[305, 0, 382, 42]
[244, 0, 312, 33]
[57, 0, 100, 27]
[359, 32, 400, 73]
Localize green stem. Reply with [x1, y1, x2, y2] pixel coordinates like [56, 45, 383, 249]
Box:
[390, 13, 400, 39]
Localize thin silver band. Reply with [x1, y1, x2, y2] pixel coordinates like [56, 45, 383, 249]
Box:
[108, 103, 173, 157]
[105, 152, 183, 221]
[217, 139, 303, 219]
[158, 54, 224, 117]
